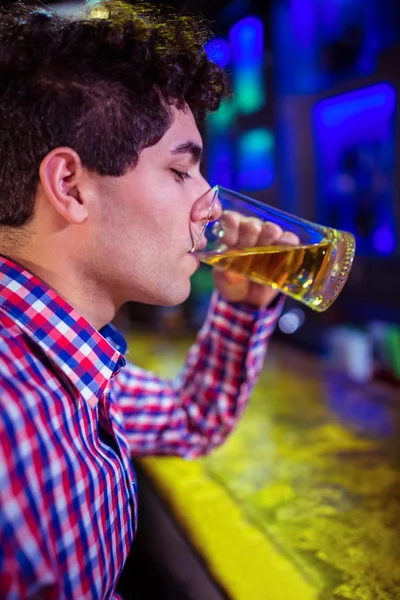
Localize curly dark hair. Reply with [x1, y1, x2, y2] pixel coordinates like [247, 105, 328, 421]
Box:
[0, 0, 228, 227]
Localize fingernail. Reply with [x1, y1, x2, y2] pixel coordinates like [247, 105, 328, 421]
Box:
[224, 271, 246, 284]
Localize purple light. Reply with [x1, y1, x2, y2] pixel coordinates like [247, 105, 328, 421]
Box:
[205, 38, 231, 69]
[313, 83, 397, 257]
[230, 16, 263, 66]
[373, 223, 396, 255]
[290, 0, 317, 49]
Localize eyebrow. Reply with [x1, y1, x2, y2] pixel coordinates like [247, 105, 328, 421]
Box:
[170, 141, 203, 165]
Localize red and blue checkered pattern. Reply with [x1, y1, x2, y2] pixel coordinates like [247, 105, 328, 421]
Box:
[0, 255, 282, 598]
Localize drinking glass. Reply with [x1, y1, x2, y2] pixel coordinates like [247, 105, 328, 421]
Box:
[191, 186, 356, 312]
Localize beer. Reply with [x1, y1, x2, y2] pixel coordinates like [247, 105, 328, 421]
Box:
[196, 233, 355, 311]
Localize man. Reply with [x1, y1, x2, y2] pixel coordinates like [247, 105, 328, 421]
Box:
[0, 2, 293, 598]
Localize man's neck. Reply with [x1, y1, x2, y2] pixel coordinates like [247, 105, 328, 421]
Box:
[0, 247, 117, 331]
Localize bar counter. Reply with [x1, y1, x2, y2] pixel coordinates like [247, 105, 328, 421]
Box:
[126, 332, 400, 600]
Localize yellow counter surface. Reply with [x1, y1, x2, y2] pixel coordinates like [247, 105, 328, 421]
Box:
[127, 333, 400, 600]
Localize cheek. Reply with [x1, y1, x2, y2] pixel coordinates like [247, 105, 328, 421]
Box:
[102, 174, 190, 262]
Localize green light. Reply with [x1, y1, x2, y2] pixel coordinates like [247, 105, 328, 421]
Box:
[230, 17, 266, 115]
[208, 98, 237, 130]
[238, 128, 275, 190]
[234, 68, 266, 114]
[240, 128, 274, 153]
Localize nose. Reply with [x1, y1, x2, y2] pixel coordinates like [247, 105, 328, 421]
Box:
[190, 185, 222, 252]
[190, 185, 222, 224]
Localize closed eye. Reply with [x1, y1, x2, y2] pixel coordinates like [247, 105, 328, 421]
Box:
[170, 168, 192, 182]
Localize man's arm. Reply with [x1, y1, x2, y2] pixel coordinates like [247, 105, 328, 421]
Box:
[113, 291, 283, 458]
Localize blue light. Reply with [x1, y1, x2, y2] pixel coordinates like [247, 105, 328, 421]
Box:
[320, 85, 396, 128]
[313, 83, 396, 159]
[313, 83, 397, 256]
[208, 137, 234, 189]
[290, 0, 317, 49]
[373, 223, 397, 255]
[230, 16, 263, 65]
[238, 128, 275, 191]
[205, 38, 231, 69]
[230, 17, 266, 114]
[272, 0, 399, 95]
[325, 370, 393, 439]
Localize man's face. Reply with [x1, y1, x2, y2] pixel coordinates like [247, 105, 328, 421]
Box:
[89, 103, 211, 307]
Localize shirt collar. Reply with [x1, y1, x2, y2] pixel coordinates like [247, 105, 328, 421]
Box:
[0, 256, 126, 408]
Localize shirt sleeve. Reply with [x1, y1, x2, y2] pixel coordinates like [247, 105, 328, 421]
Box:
[113, 292, 284, 458]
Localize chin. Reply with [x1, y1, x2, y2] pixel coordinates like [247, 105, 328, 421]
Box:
[130, 279, 191, 307]
[157, 268, 193, 306]
[160, 285, 191, 307]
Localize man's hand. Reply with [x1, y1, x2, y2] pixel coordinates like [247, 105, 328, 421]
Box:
[213, 215, 300, 309]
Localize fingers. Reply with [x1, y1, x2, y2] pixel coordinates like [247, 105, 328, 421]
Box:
[257, 222, 283, 247]
[219, 211, 299, 250]
[213, 210, 304, 307]
[278, 231, 303, 274]
[217, 211, 241, 246]
[237, 218, 263, 249]
[213, 268, 249, 302]
[277, 231, 300, 246]
[220, 213, 279, 249]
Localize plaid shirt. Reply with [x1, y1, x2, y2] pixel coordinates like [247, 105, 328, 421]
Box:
[0, 255, 282, 599]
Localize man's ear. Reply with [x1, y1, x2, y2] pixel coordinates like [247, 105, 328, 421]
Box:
[39, 147, 89, 224]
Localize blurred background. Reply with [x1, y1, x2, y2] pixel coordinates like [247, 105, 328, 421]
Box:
[6, 0, 398, 377]
[104, 0, 399, 386]
[11, 0, 398, 385]
[6, 1, 400, 598]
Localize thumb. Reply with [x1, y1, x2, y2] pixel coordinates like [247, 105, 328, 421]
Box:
[213, 268, 249, 302]
[223, 271, 247, 285]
